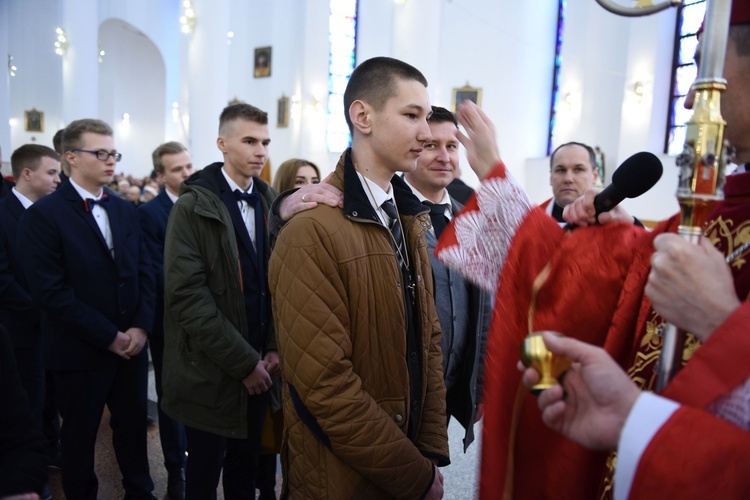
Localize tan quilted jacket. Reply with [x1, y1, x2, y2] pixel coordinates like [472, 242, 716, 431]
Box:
[270, 150, 449, 499]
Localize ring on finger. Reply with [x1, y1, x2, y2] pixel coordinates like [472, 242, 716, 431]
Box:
[302, 194, 307, 202]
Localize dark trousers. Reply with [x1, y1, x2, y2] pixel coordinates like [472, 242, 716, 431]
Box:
[149, 335, 187, 471]
[42, 370, 60, 463]
[184, 392, 268, 500]
[12, 345, 45, 426]
[55, 350, 154, 500]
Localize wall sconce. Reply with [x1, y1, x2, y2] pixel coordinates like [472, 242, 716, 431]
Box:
[226, 31, 234, 45]
[394, 0, 408, 4]
[98, 43, 106, 63]
[122, 112, 131, 125]
[311, 98, 323, 112]
[55, 28, 68, 56]
[563, 92, 574, 110]
[180, 0, 196, 34]
[172, 102, 180, 123]
[633, 80, 645, 104]
[291, 95, 301, 122]
[8, 55, 17, 77]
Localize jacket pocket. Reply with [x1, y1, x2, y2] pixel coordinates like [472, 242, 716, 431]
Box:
[376, 396, 408, 433]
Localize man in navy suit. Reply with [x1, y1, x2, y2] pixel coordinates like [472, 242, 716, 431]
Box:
[138, 141, 193, 499]
[0, 145, 16, 198]
[0, 144, 60, 499]
[19, 119, 156, 499]
[0, 144, 60, 420]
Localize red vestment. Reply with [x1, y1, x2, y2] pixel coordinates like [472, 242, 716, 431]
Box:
[436, 164, 750, 499]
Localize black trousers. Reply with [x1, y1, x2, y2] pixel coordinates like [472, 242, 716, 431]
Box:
[184, 391, 269, 500]
[54, 350, 153, 500]
[149, 335, 187, 471]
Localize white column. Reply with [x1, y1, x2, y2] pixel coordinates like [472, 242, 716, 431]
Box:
[183, 0, 230, 168]
[62, 0, 99, 121]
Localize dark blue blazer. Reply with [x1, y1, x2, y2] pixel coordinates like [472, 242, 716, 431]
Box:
[138, 190, 173, 338]
[18, 180, 155, 371]
[0, 193, 39, 349]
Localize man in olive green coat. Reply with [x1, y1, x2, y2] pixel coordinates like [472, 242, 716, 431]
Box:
[162, 103, 279, 499]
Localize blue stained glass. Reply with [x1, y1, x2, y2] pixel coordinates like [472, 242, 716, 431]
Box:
[680, 2, 706, 36]
[674, 64, 697, 96]
[678, 35, 699, 65]
[327, 0, 357, 153]
[667, 1, 705, 154]
[668, 126, 687, 156]
[547, 0, 565, 155]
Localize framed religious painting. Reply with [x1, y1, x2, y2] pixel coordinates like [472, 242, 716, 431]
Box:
[452, 84, 482, 119]
[25, 109, 44, 132]
[254, 46, 272, 78]
[277, 95, 289, 128]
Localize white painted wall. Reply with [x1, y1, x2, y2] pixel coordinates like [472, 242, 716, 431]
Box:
[0, 0, 697, 221]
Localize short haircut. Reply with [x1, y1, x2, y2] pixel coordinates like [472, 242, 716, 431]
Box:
[272, 158, 320, 192]
[10, 144, 58, 179]
[550, 141, 598, 171]
[52, 129, 64, 155]
[61, 119, 113, 153]
[343, 56, 428, 133]
[730, 24, 750, 56]
[428, 106, 458, 127]
[219, 103, 268, 135]
[152, 141, 188, 175]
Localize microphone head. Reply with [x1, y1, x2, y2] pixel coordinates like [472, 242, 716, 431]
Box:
[611, 151, 663, 198]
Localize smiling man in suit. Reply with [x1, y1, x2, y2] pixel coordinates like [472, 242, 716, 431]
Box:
[138, 141, 193, 499]
[19, 119, 156, 499]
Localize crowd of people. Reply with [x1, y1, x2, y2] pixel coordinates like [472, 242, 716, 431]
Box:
[1, 3, 749, 500]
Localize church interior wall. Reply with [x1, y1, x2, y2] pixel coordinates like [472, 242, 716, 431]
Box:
[0, 0, 702, 222]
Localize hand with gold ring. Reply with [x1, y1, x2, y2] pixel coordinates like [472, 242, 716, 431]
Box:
[279, 172, 344, 221]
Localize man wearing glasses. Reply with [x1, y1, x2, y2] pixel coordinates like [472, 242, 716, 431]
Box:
[19, 119, 157, 499]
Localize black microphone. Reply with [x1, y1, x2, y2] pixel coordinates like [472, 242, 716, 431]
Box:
[594, 151, 663, 217]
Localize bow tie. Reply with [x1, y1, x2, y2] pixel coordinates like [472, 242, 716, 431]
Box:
[84, 195, 110, 212]
[234, 190, 259, 204]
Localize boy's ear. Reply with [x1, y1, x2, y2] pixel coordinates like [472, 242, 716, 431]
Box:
[349, 100, 372, 135]
[216, 136, 227, 153]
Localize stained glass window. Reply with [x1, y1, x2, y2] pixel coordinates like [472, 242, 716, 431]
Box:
[327, 0, 358, 153]
[547, 0, 566, 155]
[666, 0, 706, 155]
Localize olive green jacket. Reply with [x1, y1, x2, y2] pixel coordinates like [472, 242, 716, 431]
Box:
[161, 163, 277, 438]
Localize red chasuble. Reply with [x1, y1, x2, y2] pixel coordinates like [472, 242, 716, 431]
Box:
[437, 166, 750, 500]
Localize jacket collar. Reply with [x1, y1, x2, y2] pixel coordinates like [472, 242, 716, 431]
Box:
[335, 148, 427, 221]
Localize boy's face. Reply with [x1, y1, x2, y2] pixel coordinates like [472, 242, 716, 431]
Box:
[27, 156, 61, 198]
[368, 78, 432, 174]
[218, 118, 270, 182]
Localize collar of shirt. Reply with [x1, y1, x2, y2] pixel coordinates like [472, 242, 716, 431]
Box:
[355, 170, 392, 226]
[221, 166, 254, 196]
[166, 188, 179, 204]
[11, 187, 34, 209]
[733, 163, 748, 174]
[402, 177, 453, 221]
[69, 178, 104, 201]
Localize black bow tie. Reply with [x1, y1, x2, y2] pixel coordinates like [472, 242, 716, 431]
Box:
[84, 195, 110, 212]
[234, 190, 259, 204]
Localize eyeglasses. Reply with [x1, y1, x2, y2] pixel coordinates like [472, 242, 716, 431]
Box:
[71, 149, 122, 162]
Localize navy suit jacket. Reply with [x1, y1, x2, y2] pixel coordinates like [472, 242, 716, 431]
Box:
[0, 193, 39, 349]
[138, 190, 173, 338]
[18, 180, 155, 371]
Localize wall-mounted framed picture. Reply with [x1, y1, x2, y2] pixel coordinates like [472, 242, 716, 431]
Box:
[25, 109, 44, 132]
[254, 46, 272, 78]
[277, 95, 289, 128]
[452, 84, 482, 118]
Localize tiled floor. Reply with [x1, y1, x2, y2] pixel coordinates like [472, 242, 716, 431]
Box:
[46, 405, 282, 499]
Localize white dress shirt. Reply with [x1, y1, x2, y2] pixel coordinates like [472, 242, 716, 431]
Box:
[11, 187, 34, 209]
[70, 179, 114, 257]
[221, 168, 256, 249]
